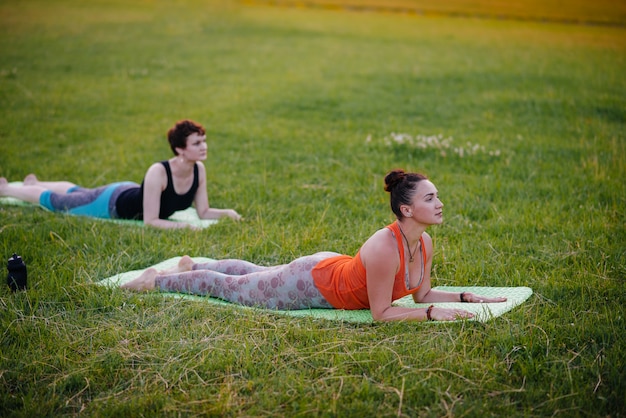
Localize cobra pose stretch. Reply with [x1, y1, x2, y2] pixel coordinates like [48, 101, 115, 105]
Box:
[123, 169, 506, 321]
[0, 119, 241, 230]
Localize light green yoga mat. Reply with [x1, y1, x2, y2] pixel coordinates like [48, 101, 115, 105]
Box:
[99, 257, 533, 323]
[0, 182, 217, 228]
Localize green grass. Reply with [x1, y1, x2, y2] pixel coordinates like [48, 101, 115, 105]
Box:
[1, 0, 625, 416]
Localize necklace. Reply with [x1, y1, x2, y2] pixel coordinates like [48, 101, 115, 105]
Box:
[398, 223, 420, 263]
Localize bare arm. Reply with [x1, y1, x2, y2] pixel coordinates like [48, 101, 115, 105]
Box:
[193, 163, 241, 221]
[413, 233, 506, 303]
[412, 233, 506, 304]
[419, 289, 507, 304]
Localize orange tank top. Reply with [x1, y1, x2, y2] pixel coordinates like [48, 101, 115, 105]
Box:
[311, 222, 426, 309]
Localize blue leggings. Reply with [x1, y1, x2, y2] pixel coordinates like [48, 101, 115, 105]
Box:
[39, 182, 138, 219]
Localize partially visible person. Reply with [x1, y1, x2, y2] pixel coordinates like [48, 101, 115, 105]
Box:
[0, 119, 241, 230]
[122, 169, 506, 321]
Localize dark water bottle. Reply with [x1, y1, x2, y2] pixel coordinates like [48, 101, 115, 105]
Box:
[7, 253, 27, 291]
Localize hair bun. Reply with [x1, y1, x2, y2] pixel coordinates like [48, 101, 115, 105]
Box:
[384, 169, 406, 192]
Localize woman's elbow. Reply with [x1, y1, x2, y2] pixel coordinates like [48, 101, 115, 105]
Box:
[370, 308, 391, 322]
[143, 218, 160, 228]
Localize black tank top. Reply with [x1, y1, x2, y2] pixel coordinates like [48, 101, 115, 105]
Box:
[115, 161, 199, 220]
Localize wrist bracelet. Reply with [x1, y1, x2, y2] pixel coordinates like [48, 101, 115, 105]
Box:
[460, 292, 467, 303]
[426, 304, 434, 321]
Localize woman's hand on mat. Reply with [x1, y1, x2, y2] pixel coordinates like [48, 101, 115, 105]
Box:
[462, 292, 507, 303]
[199, 208, 242, 222]
[222, 209, 242, 221]
[430, 306, 474, 321]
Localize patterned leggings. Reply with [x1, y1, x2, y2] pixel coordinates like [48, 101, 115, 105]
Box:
[155, 252, 340, 310]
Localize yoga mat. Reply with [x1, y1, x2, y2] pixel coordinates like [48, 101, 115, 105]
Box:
[0, 182, 217, 228]
[99, 257, 533, 323]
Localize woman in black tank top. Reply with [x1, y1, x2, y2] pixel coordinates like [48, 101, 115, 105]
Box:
[0, 120, 242, 230]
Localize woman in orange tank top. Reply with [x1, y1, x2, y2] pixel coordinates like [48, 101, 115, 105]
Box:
[123, 169, 506, 322]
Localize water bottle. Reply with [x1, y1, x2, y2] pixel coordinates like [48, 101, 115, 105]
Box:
[7, 253, 27, 291]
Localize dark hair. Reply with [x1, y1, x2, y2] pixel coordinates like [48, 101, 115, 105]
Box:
[167, 120, 206, 155]
[384, 169, 428, 219]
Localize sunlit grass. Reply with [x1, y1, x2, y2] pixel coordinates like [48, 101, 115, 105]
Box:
[242, 0, 626, 25]
[0, 0, 624, 416]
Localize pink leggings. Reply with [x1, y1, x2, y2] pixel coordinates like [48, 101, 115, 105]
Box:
[154, 252, 340, 310]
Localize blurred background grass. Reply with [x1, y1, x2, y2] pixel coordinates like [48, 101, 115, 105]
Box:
[242, 0, 626, 25]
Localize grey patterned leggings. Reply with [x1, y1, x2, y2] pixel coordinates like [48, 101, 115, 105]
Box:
[155, 252, 340, 310]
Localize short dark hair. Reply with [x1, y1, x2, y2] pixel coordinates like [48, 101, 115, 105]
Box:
[167, 120, 206, 155]
[384, 169, 428, 219]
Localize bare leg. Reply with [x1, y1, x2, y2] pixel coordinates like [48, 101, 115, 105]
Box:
[24, 174, 77, 194]
[0, 177, 47, 205]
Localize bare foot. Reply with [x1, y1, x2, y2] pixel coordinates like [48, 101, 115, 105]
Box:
[23, 174, 38, 185]
[121, 267, 158, 291]
[175, 255, 195, 273]
[156, 255, 195, 275]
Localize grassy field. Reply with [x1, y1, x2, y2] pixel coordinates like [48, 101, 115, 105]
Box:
[1, 0, 625, 416]
[243, 0, 626, 26]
